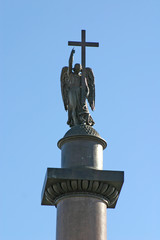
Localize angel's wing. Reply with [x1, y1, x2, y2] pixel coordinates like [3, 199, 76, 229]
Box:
[85, 67, 95, 111]
[60, 66, 69, 111]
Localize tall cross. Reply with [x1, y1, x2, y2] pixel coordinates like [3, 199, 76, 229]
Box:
[68, 30, 99, 69]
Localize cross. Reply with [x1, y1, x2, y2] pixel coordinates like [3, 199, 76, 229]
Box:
[68, 30, 99, 106]
[68, 30, 99, 70]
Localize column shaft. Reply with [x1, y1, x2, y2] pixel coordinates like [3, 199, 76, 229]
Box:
[56, 196, 107, 240]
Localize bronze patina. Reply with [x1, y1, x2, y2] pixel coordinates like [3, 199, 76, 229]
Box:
[60, 30, 99, 127]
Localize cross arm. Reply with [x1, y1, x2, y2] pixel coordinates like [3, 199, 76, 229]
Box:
[68, 41, 99, 47]
[68, 41, 82, 46]
[85, 42, 99, 47]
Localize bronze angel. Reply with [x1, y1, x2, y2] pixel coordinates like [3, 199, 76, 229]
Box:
[60, 49, 95, 127]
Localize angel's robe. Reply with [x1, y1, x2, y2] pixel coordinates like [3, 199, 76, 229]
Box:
[67, 72, 94, 127]
[68, 73, 81, 109]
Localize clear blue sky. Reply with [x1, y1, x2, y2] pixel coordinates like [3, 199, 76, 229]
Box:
[1, 0, 160, 239]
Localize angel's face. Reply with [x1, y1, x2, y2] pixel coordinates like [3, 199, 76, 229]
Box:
[74, 64, 82, 74]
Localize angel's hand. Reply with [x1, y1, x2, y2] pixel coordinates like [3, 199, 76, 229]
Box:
[72, 48, 75, 54]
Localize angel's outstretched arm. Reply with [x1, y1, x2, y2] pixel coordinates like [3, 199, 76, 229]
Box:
[69, 48, 75, 74]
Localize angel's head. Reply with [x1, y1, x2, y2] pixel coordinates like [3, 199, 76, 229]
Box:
[73, 64, 82, 74]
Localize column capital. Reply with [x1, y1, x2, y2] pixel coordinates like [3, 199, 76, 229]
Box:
[41, 168, 124, 208]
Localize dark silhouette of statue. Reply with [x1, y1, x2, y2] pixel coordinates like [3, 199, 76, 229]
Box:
[60, 49, 95, 127]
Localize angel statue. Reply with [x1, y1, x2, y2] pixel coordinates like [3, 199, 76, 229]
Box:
[60, 48, 95, 127]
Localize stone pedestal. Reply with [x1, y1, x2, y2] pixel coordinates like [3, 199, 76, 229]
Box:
[41, 125, 124, 240]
